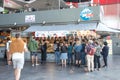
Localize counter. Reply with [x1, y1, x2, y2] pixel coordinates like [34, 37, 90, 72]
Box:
[0, 46, 5, 58]
[25, 51, 55, 62]
[0, 46, 55, 62]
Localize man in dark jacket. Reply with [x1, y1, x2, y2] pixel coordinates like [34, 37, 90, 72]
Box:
[41, 40, 47, 64]
[101, 42, 109, 68]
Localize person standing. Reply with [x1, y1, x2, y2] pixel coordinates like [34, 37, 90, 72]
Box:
[94, 41, 102, 71]
[74, 40, 82, 67]
[40, 40, 47, 64]
[101, 41, 109, 68]
[8, 33, 28, 80]
[85, 40, 96, 72]
[81, 39, 86, 66]
[28, 37, 39, 66]
[67, 42, 73, 65]
[60, 42, 68, 67]
[54, 42, 60, 64]
[5, 37, 12, 65]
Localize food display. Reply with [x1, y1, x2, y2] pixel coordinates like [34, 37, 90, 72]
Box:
[0, 31, 10, 47]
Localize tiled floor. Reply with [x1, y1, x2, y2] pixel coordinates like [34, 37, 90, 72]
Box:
[0, 55, 120, 80]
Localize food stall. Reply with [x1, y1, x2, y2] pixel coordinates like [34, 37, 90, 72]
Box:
[0, 30, 10, 58]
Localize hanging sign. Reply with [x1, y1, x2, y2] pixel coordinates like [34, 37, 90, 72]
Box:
[80, 8, 94, 21]
[25, 15, 35, 23]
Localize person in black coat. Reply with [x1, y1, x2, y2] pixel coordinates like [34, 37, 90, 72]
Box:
[41, 40, 47, 64]
[101, 42, 109, 68]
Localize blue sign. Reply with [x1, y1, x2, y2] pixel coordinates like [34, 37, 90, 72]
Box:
[80, 8, 94, 21]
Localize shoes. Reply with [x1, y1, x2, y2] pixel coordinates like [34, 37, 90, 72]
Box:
[32, 64, 34, 67]
[102, 65, 108, 68]
[94, 68, 97, 71]
[36, 64, 39, 66]
[98, 68, 100, 71]
[94, 68, 100, 71]
[102, 65, 106, 68]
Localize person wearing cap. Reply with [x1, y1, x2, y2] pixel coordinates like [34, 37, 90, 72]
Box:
[8, 33, 28, 80]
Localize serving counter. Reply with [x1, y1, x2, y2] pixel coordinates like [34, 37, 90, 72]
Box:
[25, 51, 55, 62]
[0, 46, 5, 58]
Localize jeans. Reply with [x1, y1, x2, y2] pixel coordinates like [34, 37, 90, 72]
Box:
[94, 55, 101, 68]
[55, 51, 60, 64]
[81, 52, 86, 65]
[68, 52, 73, 64]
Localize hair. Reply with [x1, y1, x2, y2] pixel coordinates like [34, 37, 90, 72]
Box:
[70, 42, 72, 45]
[82, 39, 85, 42]
[7, 37, 10, 41]
[88, 40, 93, 44]
[95, 41, 99, 45]
[76, 40, 81, 45]
[15, 33, 20, 38]
[104, 42, 108, 45]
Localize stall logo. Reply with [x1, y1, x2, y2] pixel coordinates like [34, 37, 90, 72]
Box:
[80, 8, 94, 21]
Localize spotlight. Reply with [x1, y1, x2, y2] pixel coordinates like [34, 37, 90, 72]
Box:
[77, 19, 81, 23]
[14, 22, 17, 25]
[42, 21, 46, 25]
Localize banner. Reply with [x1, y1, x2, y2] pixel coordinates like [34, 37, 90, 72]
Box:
[35, 31, 69, 37]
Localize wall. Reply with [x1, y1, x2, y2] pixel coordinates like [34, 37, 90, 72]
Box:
[112, 36, 120, 55]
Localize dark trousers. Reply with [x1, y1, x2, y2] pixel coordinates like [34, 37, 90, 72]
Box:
[41, 51, 47, 63]
[94, 55, 101, 68]
[103, 56, 107, 67]
[4, 50, 8, 65]
[81, 52, 86, 65]
[68, 52, 73, 64]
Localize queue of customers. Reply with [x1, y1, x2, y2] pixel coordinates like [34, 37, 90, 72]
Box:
[6, 36, 109, 73]
[27, 36, 109, 72]
[53, 38, 109, 72]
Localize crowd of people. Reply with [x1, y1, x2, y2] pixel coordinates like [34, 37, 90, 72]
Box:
[25, 35, 109, 71]
[53, 37, 109, 72]
[5, 34, 109, 80]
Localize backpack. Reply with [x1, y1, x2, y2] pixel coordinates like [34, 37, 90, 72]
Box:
[86, 44, 95, 55]
[61, 46, 67, 53]
[88, 47, 96, 55]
